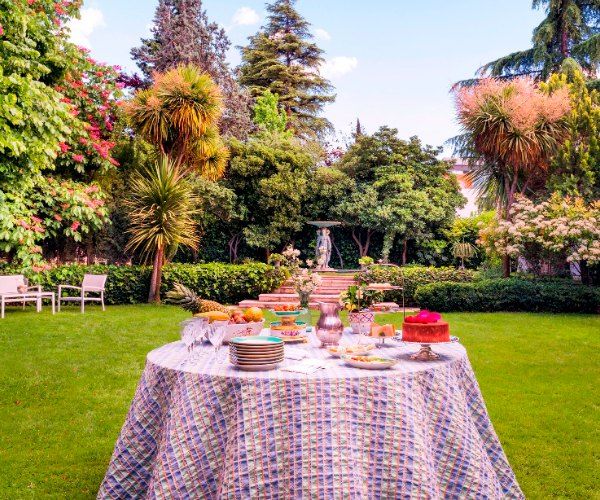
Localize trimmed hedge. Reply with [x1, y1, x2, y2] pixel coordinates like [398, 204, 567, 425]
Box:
[358, 265, 478, 305]
[414, 278, 600, 313]
[2, 263, 288, 305]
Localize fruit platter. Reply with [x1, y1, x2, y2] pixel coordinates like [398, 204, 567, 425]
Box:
[166, 283, 265, 343]
[341, 354, 397, 370]
[270, 304, 308, 342]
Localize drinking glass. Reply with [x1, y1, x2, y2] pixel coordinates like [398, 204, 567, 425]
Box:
[180, 321, 196, 362]
[207, 322, 226, 363]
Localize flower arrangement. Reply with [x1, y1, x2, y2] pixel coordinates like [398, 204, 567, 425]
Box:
[290, 268, 322, 307]
[339, 285, 382, 313]
[281, 245, 302, 270]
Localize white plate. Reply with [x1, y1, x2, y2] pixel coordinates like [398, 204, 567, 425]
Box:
[341, 355, 397, 370]
[232, 360, 281, 371]
[327, 345, 375, 357]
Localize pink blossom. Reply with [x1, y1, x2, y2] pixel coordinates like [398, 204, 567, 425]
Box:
[71, 221, 80, 231]
[58, 142, 69, 153]
[0, 24, 4, 37]
[72, 154, 84, 162]
[54, 214, 63, 222]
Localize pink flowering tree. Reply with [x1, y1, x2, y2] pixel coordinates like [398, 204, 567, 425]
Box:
[453, 77, 572, 276]
[0, 0, 124, 267]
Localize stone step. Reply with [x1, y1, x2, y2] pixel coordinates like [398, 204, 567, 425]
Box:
[275, 286, 349, 294]
[258, 293, 341, 302]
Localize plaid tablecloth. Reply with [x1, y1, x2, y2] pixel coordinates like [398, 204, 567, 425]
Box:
[98, 332, 523, 499]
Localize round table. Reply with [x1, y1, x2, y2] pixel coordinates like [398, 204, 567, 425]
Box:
[98, 331, 523, 499]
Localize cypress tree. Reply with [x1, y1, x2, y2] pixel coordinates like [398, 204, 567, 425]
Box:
[131, 0, 252, 138]
[238, 0, 335, 138]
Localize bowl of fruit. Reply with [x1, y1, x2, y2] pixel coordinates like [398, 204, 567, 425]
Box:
[165, 284, 264, 343]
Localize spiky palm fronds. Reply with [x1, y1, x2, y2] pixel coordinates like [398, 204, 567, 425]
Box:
[125, 155, 200, 262]
[126, 64, 228, 179]
[165, 282, 228, 314]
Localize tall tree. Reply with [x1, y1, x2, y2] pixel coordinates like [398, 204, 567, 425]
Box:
[458, 1, 600, 86]
[543, 67, 600, 201]
[335, 128, 465, 262]
[238, 0, 335, 138]
[132, 0, 252, 138]
[125, 155, 199, 302]
[453, 77, 572, 276]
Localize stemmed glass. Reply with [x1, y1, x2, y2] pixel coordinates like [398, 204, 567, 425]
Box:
[180, 317, 209, 364]
[207, 321, 227, 363]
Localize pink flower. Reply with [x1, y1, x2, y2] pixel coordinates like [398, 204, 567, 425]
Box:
[58, 142, 69, 153]
[31, 216, 42, 224]
[54, 214, 63, 222]
[0, 24, 4, 37]
[72, 154, 84, 162]
[71, 221, 80, 231]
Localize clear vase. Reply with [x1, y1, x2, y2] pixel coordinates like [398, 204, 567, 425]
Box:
[298, 291, 311, 309]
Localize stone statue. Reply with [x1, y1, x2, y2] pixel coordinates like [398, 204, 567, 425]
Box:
[315, 228, 332, 270]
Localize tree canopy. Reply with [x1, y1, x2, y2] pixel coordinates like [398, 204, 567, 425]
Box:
[238, 0, 335, 138]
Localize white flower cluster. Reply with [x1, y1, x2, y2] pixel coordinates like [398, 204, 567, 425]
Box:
[291, 268, 322, 294]
[480, 195, 600, 264]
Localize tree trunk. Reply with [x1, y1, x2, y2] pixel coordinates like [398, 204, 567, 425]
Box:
[381, 232, 395, 263]
[148, 246, 164, 303]
[402, 239, 408, 265]
[502, 255, 511, 278]
[364, 230, 372, 257]
[330, 232, 344, 269]
[351, 228, 365, 257]
[228, 233, 241, 263]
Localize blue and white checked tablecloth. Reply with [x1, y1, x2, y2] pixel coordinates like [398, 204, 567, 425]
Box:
[98, 330, 523, 499]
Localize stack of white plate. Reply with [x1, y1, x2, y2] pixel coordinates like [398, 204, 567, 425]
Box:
[229, 336, 284, 371]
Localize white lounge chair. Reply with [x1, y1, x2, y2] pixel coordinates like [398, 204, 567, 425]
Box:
[0, 275, 42, 319]
[58, 274, 107, 313]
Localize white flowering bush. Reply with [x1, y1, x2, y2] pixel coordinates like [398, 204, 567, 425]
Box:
[479, 194, 600, 270]
[290, 268, 322, 295]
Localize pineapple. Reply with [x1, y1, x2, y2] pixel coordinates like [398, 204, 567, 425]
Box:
[165, 283, 229, 315]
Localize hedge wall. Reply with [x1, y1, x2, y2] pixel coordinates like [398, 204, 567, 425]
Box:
[414, 278, 600, 313]
[3, 263, 288, 305]
[358, 265, 478, 305]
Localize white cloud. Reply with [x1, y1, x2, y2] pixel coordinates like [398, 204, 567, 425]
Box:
[67, 7, 105, 48]
[232, 7, 260, 26]
[314, 28, 331, 41]
[320, 56, 358, 79]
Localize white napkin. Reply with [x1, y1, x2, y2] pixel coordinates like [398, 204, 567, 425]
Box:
[281, 359, 327, 374]
[284, 349, 308, 361]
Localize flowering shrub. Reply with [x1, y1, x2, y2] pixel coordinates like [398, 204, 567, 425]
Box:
[479, 194, 600, 270]
[0, 178, 109, 267]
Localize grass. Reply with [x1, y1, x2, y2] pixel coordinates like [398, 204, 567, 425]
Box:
[0, 305, 598, 499]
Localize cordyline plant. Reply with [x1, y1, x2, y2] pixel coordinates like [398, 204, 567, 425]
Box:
[125, 155, 200, 303]
[453, 76, 572, 276]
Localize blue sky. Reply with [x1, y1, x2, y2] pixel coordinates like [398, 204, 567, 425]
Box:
[69, 0, 544, 150]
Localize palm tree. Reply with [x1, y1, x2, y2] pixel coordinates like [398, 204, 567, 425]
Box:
[126, 64, 229, 178]
[455, 0, 600, 88]
[452, 77, 571, 276]
[125, 155, 199, 303]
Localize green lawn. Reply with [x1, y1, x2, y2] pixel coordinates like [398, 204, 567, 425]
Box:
[0, 305, 598, 499]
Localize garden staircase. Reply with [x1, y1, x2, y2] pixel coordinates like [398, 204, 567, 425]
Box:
[238, 272, 358, 310]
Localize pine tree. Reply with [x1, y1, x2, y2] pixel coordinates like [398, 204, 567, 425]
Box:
[456, 0, 600, 87]
[131, 0, 252, 138]
[238, 0, 335, 138]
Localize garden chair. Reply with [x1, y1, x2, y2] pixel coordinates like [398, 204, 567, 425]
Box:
[58, 274, 107, 313]
[0, 275, 42, 319]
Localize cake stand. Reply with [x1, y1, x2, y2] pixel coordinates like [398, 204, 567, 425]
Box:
[396, 335, 460, 361]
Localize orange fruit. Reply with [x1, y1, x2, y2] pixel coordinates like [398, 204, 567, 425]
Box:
[243, 306, 263, 322]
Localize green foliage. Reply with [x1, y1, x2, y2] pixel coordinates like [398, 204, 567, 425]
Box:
[468, 1, 600, 84]
[252, 89, 288, 133]
[0, 262, 287, 305]
[125, 155, 200, 262]
[238, 0, 335, 137]
[543, 70, 600, 201]
[358, 265, 478, 305]
[226, 132, 314, 251]
[415, 278, 600, 313]
[335, 128, 465, 262]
